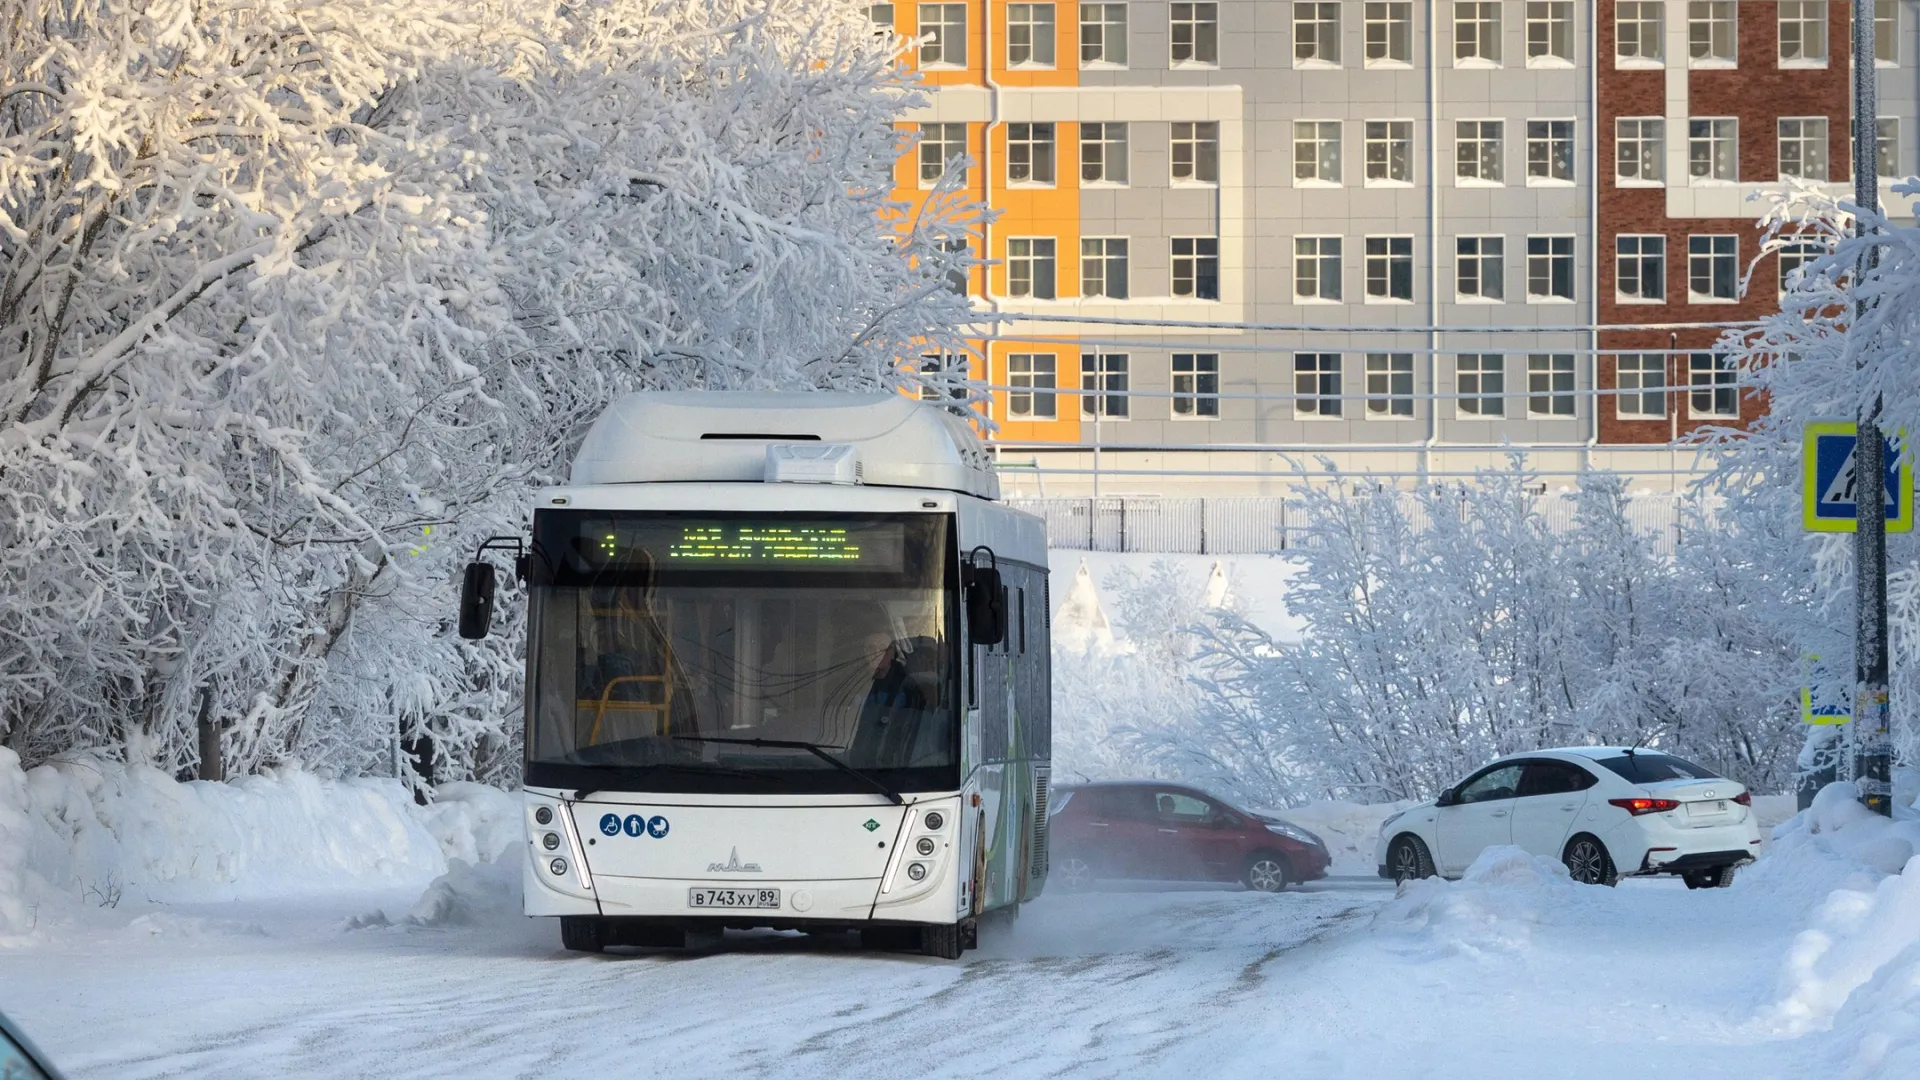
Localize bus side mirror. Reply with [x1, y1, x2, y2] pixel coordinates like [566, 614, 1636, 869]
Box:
[458, 562, 497, 640]
[965, 568, 1006, 646]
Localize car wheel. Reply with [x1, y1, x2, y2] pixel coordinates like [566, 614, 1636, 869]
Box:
[1387, 834, 1437, 884]
[560, 915, 607, 953]
[1684, 864, 1739, 890]
[1055, 855, 1095, 891]
[1245, 853, 1291, 893]
[1562, 835, 1618, 887]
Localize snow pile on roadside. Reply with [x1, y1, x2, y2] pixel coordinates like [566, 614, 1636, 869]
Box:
[1756, 783, 1920, 1077]
[0, 749, 523, 939]
[1373, 846, 1584, 958]
[403, 857, 523, 928]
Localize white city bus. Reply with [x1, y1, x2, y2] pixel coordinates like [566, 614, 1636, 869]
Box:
[459, 392, 1051, 958]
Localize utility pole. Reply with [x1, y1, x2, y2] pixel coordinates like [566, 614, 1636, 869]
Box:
[1851, 0, 1893, 816]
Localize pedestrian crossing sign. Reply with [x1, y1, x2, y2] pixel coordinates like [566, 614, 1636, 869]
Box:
[1802, 421, 1913, 533]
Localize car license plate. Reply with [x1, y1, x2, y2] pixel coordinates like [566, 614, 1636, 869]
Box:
[688, 888, 781, 909]
[1689, 800, 1728, 816]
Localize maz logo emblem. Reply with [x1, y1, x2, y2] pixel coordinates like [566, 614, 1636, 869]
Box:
[706, 847, 763, 873]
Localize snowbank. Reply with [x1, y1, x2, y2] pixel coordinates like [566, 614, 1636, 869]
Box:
[0, 749, 519, 941]
[1757, 783, 1920, 1078]
[1373, 846, 1585, 958]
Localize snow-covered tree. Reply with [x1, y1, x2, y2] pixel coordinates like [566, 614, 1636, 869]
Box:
[1184, 461, 1802, 804]
[0, 0, 980, 780]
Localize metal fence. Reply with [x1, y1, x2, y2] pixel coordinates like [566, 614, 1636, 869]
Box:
[1007, 494, 1699, 556]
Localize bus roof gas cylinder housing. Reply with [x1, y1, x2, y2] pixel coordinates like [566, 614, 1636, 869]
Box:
[570, 392, 997, 499]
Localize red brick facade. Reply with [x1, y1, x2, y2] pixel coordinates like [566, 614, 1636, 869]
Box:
[1596, 0, 1850, 443]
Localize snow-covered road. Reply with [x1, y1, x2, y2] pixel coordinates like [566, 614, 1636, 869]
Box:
[0, 868, 1848, 1080]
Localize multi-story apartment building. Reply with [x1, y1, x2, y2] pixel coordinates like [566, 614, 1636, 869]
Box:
[881, 1, 1910, 494]
[1599, 1, 1910, 444]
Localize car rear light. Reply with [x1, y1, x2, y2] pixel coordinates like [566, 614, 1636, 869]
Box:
[1608, 797, 1681, 816]
[1733, 792, 1752, 806]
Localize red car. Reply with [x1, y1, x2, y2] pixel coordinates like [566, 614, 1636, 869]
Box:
[1048, 781, 1331, 892]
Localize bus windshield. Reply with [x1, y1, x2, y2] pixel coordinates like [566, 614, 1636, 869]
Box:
[524, 510, 959, 794]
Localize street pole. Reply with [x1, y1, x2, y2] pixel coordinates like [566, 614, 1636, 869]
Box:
[1851, 0, 1893, 816]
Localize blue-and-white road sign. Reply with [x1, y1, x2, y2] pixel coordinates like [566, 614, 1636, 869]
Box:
[1803, 421, 1914, 533]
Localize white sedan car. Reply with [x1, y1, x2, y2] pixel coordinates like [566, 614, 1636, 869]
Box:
[1374, 747, 1764, 889]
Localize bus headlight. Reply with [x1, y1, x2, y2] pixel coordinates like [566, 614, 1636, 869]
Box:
[916, 838, 936, 856]
[549, 858, 568, 876]
[907, 863, 928, 881]
[542, 832, 562, 851]
[535, 806, 554, 826]
[924, 812, 945, 830]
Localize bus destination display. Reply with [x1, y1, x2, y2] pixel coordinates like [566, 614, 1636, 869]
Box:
[669, 524, 869, 564]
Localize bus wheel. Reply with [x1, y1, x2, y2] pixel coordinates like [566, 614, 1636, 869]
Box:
[1055, 855, 1094, 891]
[560, 916, 607, 954]
[920, 922, 964, 960]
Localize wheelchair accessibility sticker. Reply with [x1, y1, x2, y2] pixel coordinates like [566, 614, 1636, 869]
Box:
[598, 812, 669, 838]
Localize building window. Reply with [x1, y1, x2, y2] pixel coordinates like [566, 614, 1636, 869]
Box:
[1688, 1, 1735, 64]
[1172, 353, 1220, 417]
[1081, 353, 1129, 418]
[1294, 120, 1343, 184]
[1008, 3, 1057, 67]
[1172, 237, 1220, 300]
[1778, 117, 1829, 180]
[1008, 237, 1057, 299]
[1617, 354, 1666, 418]
[1171, 122, 1220, 183]
[1879, 118, 1900, 178]
[1366, 236, 1415, 302]
[1527, 2, 1573, 65]
[1879, 0, 1899, 65]
[918, 352, 970, 403]
[1526, 120, 1575, 184]
[1689, 353, 1739, 418]
[1456, 235, 1505, 301]
[1081, 122, 1129, 184]
[1455, 1, 1502, 65]
[941, 237, 970, 296]
[867, 4, 896, 32]
[1616, 1, 1665, 63]
[1688, 118, 1738, 182]
[1616, 234, 1667, 302]
[1457, 120, 1504, 184]
[1081, 237, 1129, 299]
[1171, 2, 1219, 65]
[1527, 235, 1575, 302]
[1295, 236, 1343, 301]
[1365, 120, 1414, 184]
[1008, 354, 1057, 418]
[1080, 3, 1129, 66]
[1007, 123, 1055, 185]
[1366, 353, 1415, 417]
[1529, 354, 1575, 417]
[1688, 235, 1738, 302]
[1457, 354, 1505, 416]
[1777, 240, 1825, 298]
[918, 123, 967, 186]
[1616, 117, 1666, 184]
[1294, 353, 1343, 417]
[919, 3, 968, 65]
[1779, 1, 1827, 65]
[1365, 2, 1413, 65]
[1295, 2, 1342, 65]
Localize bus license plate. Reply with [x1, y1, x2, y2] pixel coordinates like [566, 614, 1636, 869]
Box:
[689, 888, 781, 909]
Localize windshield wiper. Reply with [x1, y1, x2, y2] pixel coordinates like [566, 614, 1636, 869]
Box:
[669, 735, 904, 805]
[572, 762, 787, 801]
